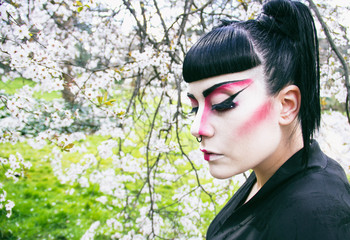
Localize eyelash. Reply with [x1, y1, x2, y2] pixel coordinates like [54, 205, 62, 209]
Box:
[211, 88, 244, 112]
[189, 99, 236, 115]
[190, 107, 198, 114]
[212, 100, 236, 112]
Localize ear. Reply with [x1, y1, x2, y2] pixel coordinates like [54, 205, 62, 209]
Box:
[277, 85, 301, 125]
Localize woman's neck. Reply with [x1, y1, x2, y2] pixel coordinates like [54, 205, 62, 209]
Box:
[252, 125, 304, 196]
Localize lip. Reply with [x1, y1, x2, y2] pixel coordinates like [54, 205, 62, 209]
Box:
[200, 149, 224, 162]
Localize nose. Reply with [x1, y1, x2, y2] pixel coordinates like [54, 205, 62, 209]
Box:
[190, 105, 214, 139]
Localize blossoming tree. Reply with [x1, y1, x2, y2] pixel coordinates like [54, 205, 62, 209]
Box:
[0, 0, 349, 238]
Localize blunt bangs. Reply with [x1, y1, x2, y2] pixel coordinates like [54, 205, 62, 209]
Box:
[183, 25, 262, 83]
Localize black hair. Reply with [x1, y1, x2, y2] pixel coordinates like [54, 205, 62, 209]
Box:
[183, 0, 320, 157]
[182, 23, 261, 82]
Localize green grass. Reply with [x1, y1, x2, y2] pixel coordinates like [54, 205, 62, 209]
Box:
[0, 137, 116, 239]
[0, 77, 61, 101]
[0, 131, 229, 239]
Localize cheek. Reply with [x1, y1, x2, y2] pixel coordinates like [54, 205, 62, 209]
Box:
[237, 100, 274, 136]
[198, 98, 211, 135]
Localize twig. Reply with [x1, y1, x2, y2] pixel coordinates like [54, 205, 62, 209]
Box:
[306, 0, 350, 124]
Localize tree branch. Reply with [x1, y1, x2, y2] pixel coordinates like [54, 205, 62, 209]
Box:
[306, 0, 350, 124]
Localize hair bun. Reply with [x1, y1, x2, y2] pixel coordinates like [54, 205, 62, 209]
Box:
[219, 19, 238, 27]
[257, 0, 299, 40]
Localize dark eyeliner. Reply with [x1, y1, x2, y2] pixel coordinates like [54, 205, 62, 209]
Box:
[189, 107, 198, 114]
[211, 87, 246, 112]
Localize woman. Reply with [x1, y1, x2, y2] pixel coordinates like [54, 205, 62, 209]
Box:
[183, 0, 350, 239]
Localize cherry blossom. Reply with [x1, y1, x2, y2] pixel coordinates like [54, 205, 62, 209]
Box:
[0, 0, 349, 239]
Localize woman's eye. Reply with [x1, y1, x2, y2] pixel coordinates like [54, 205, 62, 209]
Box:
[212, 101, 236, 112]
[211, 88, 245, 112]
[189, 107, 198, 115]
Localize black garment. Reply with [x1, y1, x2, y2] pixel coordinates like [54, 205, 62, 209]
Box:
[206, 141, 350, 240]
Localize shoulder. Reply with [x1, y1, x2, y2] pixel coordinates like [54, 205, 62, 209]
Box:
[277, 150, 350, 217]
[280, 142, 350, 201]
[267, 152, 350, 239]
[268, 192, 350, 239]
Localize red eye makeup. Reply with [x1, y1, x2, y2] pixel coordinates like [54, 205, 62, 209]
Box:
[188, 79, 253, 136]
[203, 79, 253, 98]
[187, 93, 198, 114]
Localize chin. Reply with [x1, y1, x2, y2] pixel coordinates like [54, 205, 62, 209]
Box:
[209, 167, 238, 179]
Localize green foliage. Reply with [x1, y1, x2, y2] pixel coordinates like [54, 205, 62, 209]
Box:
[0, 134, 234, 238]
[0, 137, 118, 238]
[0, 143, 105, 239]
[0, 77, 61, 101]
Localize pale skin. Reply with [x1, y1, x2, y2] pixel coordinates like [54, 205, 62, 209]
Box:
[187, 66, 304, 202]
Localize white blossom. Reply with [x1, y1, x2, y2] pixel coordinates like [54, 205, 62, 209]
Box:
[81, 221, 100, 240]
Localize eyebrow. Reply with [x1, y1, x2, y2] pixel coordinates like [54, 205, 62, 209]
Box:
[203, 80, 249, 97]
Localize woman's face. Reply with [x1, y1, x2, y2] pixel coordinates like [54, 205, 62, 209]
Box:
[187, 66, 283, 179]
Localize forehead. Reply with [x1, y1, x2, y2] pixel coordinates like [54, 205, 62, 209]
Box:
[187, 66, 266, 95]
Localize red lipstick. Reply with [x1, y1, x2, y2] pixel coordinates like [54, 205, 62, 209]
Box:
[200, 149, 224, 162]
[200, 149, 210, 161]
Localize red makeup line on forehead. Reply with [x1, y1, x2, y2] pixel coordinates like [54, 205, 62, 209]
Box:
[204, 79, 253, 98]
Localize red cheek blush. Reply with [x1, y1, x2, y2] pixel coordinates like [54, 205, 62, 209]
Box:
[238, 100, 273, 135]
